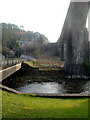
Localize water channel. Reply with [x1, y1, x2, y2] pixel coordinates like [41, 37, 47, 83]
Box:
[2, 69, 90, 94]
[16, 81, 90, 94]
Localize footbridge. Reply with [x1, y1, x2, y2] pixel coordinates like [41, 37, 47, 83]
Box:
[0, 58, 22, 82]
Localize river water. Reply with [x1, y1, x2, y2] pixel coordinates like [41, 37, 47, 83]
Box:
[2, 70, 90, 94]
[15, 80, 90, 94]
[2, 67, 90, 94]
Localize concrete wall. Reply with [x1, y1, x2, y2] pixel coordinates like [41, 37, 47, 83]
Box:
[0, 63, 21, 82]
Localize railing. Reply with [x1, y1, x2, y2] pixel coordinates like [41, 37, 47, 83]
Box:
[0, 58, 22, 69]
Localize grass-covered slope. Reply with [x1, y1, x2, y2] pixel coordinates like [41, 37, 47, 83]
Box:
[24, 59, 64, 70]
[1, 90, 89, 118]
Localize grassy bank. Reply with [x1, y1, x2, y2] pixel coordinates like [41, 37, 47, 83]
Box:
[24, 59, 64, 70]
[1, 90, 89, 119]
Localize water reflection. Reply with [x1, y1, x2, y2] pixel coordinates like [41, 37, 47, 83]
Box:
[16, 82, 59, 93]
[15, 80, 90, 94]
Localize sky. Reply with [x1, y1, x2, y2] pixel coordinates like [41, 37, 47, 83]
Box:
[0, 0, 71, 42]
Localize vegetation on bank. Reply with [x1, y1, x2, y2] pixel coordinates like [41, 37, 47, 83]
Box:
[24, 58, 64, 70]
[1, 23, 49, 58]
[1, 90, 89, 118]
[24, 60, 38, 68]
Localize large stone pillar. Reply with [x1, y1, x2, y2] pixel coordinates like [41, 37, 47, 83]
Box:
[58, 2, 89, 77]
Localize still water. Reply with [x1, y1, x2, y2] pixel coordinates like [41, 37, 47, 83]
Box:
[15, 79, 90, 94]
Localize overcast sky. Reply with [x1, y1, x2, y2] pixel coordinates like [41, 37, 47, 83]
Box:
[0, 0, 71, 42]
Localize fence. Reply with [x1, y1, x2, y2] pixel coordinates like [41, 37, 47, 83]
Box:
[0, 58, 22, 69]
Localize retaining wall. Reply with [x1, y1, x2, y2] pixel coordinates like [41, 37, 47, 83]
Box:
[0, 63, 21, 82]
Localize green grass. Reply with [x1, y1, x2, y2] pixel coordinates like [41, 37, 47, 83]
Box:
[1, 90, 89, 119]
[24, 60, 37, 68]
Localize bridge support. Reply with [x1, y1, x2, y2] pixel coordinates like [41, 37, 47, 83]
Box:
[58, 2, 89, 77]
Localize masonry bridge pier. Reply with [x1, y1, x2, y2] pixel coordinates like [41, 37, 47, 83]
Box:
[0, 58, 22, 82]
[58, 1, 90, 77]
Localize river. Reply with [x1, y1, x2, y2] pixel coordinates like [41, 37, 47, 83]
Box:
[2, 69, 90, 94]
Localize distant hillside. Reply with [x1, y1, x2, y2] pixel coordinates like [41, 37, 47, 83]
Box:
[1, 23, 49, 58]
[16, 31, 49, 45]
[40, 42, 59, 58]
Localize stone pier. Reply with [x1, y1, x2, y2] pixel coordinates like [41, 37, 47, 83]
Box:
[58, 2, 89, 76]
